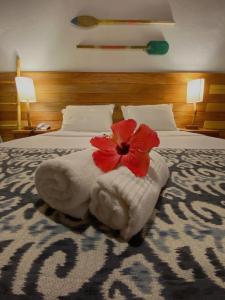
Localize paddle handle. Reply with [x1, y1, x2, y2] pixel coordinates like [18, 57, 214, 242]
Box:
[77, 45, 145, 50]
[99, 19, 175, 25]
[77, 41, 169, 55]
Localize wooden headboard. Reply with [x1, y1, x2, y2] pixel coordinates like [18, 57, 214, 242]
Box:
[0, 72, 225, 141]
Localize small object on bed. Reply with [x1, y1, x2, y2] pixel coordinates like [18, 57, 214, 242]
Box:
[35, 149, 102, 219]
[35, 147, 168, 241]
[89, 119, 167, 240]
[90, 150, 169, 241]
[77, 41, 169, 55]
[90, 119, 160, 177]
[71, 15, 175, 27]
[35, 119, 165, 242]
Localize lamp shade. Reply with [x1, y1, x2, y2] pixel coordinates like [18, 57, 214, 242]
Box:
[186, 79, 204, 103]
[15, 77, 36, 102]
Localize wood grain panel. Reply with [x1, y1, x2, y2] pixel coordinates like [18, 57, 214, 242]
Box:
[206, 103, 225, 112]
[0, 94, 17, 102]
[35, 82, 186, 94]
[204, 121, 225, 130]
[35, 93, 187, 103]
[209, 84, 225, 94]
[0, 102, 206, 113]
[23, 72, 225, 84]
[204, 96, 225, 103]
[0, 111, 62, 121]
[0, 73, 15, 84]
[0, 71, 225, 141]
[204, 112, 225, 121]
[204, 101, 225, 130]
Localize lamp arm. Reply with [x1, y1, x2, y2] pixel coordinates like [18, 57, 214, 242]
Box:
[191, 102, 197, 126]
[16, 56, 22, 129]
[26, 101, 32, 129]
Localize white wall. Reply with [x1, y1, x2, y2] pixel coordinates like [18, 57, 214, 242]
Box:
[0, 0, 224, 72]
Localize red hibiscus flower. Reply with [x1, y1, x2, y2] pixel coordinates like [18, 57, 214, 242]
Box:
[90, 119, 160, 177]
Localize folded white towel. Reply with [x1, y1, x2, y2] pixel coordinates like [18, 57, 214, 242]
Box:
[35, 149, 101, 219]
[89, 151, 169, 241]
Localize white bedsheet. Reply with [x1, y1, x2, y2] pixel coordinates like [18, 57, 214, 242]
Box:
[0, 130, 225, 149]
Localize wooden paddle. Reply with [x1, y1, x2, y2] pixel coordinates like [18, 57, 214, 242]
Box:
[77, 41, 169, 55]
[71, 15, 175, 27]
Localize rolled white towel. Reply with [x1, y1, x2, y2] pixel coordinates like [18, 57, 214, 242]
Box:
[35, 149, 101, 219]
[89, 151, 169, 241]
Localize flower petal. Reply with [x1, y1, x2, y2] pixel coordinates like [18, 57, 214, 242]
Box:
[111, 119, 137, 145]
[90, 136, 116, 151]
[92, 150, 121, 172]
[129, 124, 160, 152]
[121, 149, 150, 177]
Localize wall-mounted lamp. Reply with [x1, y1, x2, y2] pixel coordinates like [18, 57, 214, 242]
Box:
[15, 77, 36, 129]
[186, 78, 205, 129]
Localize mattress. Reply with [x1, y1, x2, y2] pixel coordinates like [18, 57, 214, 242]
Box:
[0, 131, 225, 299]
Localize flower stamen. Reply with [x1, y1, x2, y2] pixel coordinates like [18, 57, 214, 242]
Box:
[116, 143, 130, 155]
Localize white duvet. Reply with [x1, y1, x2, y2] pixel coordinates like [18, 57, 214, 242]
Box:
[1, 130, 225, 149]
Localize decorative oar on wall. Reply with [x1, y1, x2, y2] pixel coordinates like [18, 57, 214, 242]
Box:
[77, 41, 169, 55]
[71, 15, 175, 28]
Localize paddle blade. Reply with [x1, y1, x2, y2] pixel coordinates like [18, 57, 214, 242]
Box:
[146, 41, 169, 55]
[71, 16, 98, 27]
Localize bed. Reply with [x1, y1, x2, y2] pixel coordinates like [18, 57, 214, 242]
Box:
[0, 129, 225, 300]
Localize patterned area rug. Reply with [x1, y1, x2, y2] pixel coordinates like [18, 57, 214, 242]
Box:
[0, 148, 225, 300]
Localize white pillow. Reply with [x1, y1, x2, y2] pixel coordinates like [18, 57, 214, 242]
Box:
[61, 104, 114, 132]
[121, 104, 177, 131]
